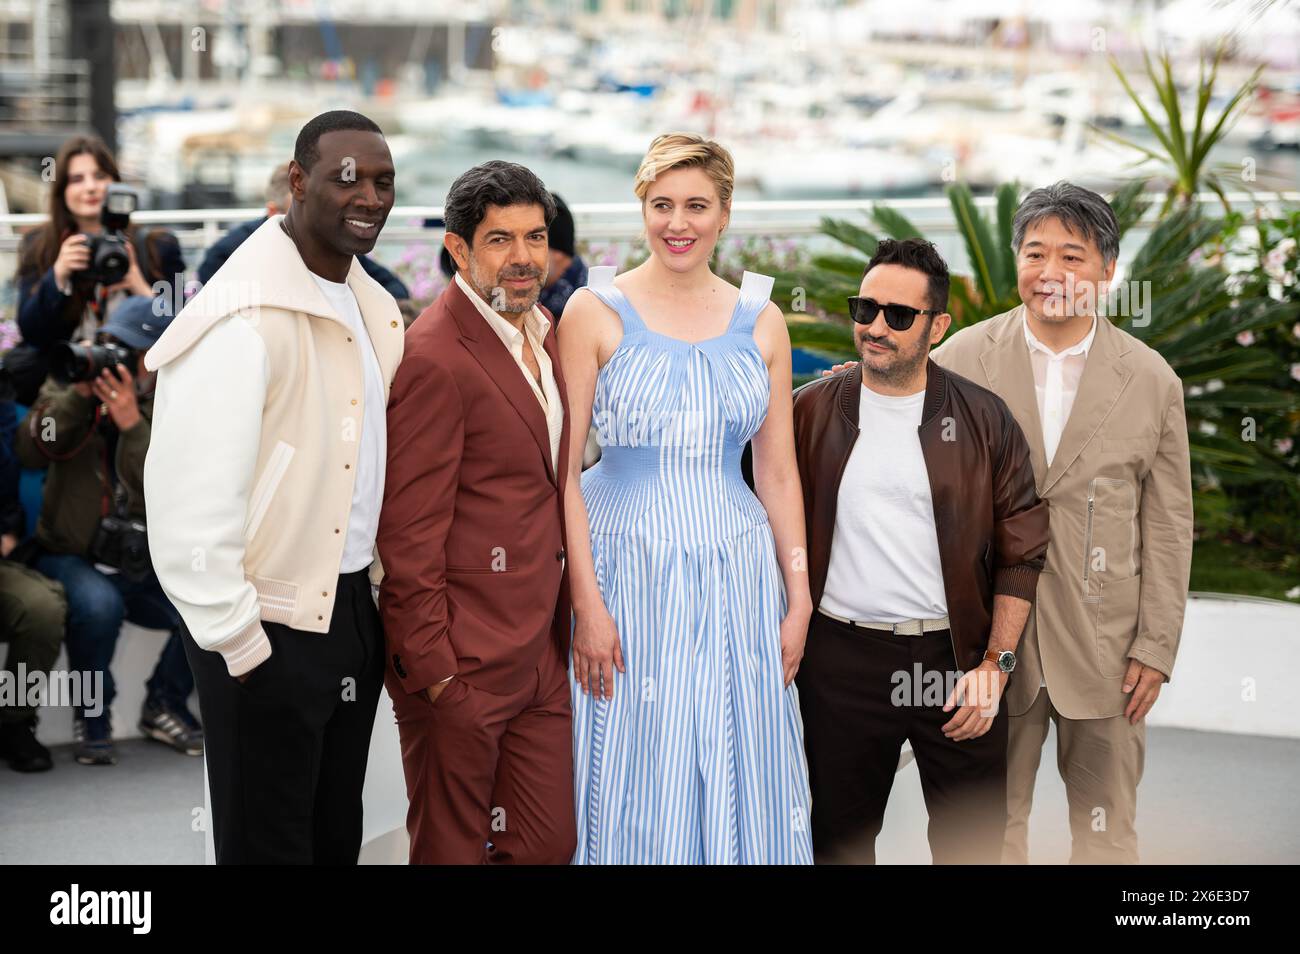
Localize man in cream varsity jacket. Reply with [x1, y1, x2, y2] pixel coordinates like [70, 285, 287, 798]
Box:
[144, 111, 404, 864]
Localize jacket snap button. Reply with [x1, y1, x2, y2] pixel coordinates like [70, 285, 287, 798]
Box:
[347, 336, 353, 342]
[345, 463, 351, 469]
[334, 528, 340, 534]
[351, 399, 358, 406]
[318, 615, 324, 621]
[390, 320, 398, 328]
[322, 591, 328, 597]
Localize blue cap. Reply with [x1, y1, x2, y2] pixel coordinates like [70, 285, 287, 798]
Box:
[101, 295, 173, 350]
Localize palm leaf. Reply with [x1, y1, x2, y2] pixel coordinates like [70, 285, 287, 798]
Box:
[870, 205, 924, 240]
[819, 217, 878, 257]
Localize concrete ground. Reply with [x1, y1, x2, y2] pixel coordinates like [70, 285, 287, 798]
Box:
[1, 723, 1296, 864]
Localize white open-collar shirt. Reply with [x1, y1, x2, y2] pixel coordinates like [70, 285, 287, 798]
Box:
[1022, 314, 1097, 467]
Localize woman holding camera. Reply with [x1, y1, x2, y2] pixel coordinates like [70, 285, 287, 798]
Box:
[9, 135, 183, 404]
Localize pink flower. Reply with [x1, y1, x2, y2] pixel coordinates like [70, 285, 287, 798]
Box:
[1236, 330, 1255, 346]
[1276, 438, 1294, 455]
[1292, 364, 1300, 383]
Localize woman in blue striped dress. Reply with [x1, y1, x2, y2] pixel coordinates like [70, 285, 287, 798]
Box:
[557, 133, 814, 864]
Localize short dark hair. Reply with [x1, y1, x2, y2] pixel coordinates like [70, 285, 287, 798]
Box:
[294, 110, 383, 172]
[444, 161, 557, 247]
[863, 238, 950, 313]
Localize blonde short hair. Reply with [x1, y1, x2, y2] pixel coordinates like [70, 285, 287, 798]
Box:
[633, 133, 735, 208]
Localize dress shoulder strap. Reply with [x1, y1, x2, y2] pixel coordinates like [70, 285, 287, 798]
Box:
[581, 265, 644, 332]
[730, 270, 775, 337]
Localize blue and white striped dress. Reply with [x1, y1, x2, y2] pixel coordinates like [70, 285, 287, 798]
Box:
[570, 266, 814, 864]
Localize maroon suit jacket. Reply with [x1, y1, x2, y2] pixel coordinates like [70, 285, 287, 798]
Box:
[377, 279, 571, 697]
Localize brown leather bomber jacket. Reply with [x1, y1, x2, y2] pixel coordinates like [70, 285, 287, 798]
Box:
[792, 360, 1050, 673]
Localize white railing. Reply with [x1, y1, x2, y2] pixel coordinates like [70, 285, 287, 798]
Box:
[1, 192, 1296, 301]
[2, 191, 1297, 252]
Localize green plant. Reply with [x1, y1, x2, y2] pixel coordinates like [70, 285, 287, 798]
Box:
[1117, 205, 1298, 499]
[1103, 42, 1263, 214]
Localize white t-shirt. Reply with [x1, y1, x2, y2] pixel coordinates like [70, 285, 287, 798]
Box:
[819, 383, 949, 623]
[309, 272, 387, 574]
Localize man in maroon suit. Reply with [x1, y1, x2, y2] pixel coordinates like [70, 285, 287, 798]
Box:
[377, 161, 574, 864]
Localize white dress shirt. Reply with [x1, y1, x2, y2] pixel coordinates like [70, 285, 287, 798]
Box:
[1023, 315, 1097, 467]
[1023, 314, 1095, 686]
[454, 272, 564, 474]
[309, 272, 387, 573]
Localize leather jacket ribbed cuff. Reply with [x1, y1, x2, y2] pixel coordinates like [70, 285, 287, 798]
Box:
[994, 562, 1041, 603]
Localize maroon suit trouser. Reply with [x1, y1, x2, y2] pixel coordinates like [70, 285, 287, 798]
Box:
[387, 642, 576, 864]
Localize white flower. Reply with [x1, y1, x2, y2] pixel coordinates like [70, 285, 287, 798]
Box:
[1275, 438, 1294, 455]
[1264, 240, 1295, 281]
[1187, 384, 1205, 397]
[1293, 323, 1300, 339]
[1287, 585, 1300, 601]
[1199, 421, 1218, 435]
[1236, 331, 1255, 346]
[1206, 379, 1225, 393]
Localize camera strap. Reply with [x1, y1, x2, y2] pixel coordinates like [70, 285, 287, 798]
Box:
[26, 398, 103, 462]
[95, 440, 113, 519]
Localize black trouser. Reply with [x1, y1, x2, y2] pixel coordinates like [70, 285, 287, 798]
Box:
[182, 568, 384, 865]
[797, 611, 1008, 864]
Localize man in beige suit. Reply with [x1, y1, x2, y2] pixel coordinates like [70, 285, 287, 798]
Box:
[932, 181, 1193, 864]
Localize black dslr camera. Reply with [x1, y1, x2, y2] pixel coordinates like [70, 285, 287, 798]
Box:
[77, 183, 139, 286]
[89, 513, 152, 582]
[49, 338, 137, 385]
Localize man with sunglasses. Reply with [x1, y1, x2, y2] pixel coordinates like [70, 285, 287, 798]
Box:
[792, 237, 1049, 864]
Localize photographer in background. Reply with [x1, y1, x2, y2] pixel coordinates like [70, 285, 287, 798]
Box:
[0, 368, 67, 773]
[7, 135, 184, 405]
[538, 192, 588, 318]
[14, 297, 201, 766]
[197, 161, 409, 299]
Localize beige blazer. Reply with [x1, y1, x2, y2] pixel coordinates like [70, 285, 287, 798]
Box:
[933, 306, 1193, 720]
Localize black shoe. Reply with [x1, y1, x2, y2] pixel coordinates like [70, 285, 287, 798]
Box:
[0, 719, 54, 772]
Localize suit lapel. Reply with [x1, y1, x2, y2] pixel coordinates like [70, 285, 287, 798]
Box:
[449, 281, 557, 485]
[981, 307, 1049, 486]
[541, 307, 569, 500]
[1040, 316, 1133, 494]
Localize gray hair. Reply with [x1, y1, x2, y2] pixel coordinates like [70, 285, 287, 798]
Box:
[1011, 181, 1120, 266]
[266, 161, 292, 209]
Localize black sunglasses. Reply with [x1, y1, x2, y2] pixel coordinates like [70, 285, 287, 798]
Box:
[847, 296, 939, 331]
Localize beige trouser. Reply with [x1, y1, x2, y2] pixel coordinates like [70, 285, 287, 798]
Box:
[1003, 687, 1146, 864]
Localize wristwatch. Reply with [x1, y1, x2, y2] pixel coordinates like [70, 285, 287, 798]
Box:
[983, 649, 1017, 673]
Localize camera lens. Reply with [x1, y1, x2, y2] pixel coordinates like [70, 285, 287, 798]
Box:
[94, 241, 130, 286]
[51, 342, 93, 384]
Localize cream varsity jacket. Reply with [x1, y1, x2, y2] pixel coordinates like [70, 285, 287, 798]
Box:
[143, 215, 404, 676]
